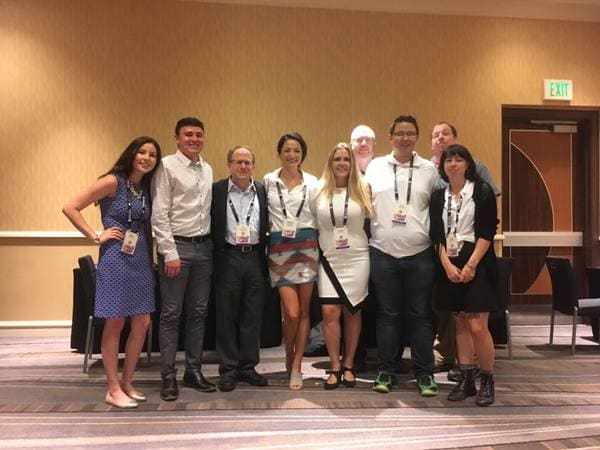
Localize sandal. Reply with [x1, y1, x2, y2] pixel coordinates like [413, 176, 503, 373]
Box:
[289, 372, 303, 390]
[341, 367, 356, 388]
[324, 369, 341, 390]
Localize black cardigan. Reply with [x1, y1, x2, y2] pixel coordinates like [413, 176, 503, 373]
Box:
[429, 180, 499, 285]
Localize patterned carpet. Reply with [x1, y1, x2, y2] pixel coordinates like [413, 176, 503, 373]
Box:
[1, 307, 600, 449]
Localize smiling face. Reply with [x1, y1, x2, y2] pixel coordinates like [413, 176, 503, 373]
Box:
[175, 125, 204, 161]
[389, 121, 418, 162]
[331, 147, 351, 186]
[279, 139, 303, 171]
[131, 142, 158, 178]
[228, 147, 255, 188]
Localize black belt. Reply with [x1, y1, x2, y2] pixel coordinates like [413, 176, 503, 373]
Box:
[225, 243, 259, 253]
[174, 234, 210, 243]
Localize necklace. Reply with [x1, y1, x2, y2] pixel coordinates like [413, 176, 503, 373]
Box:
[127, 180, 144, 200]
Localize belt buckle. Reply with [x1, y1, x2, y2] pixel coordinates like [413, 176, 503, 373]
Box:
[240, 245, 252, 253]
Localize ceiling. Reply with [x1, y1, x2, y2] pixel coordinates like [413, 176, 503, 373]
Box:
[185, 0, 600, 23]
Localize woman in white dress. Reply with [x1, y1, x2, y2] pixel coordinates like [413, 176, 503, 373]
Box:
[264, 132, 319, 390]
[310, 143, 372, 389]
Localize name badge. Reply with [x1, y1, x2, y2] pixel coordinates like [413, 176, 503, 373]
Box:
[235, 223, 251, 244]
[392, 203, 408, 224]
[121, 230, 139, 255]
[281, 218, 298, 239]
[447, 234, 459, 258]
[334, 226, 350, 250]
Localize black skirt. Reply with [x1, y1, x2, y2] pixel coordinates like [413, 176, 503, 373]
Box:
[434, 241, 498, 313]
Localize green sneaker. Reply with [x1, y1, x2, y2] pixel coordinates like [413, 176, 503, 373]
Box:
[373, 372, 393, 393]
[417, 375, 439, 397]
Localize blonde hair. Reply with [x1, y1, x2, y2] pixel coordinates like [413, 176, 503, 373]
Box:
[316, 142, 373, 217]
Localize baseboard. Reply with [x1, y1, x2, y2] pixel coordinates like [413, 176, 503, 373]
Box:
[0, 320, 72, 329]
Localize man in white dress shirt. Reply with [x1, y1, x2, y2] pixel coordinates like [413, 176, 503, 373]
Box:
[152, 117, 215, 401]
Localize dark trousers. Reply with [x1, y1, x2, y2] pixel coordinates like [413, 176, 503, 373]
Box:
[433, 308, 457, 365]
[215, 248, 266, 376]
[158, 239, 213, 379]
[371, 246, 435, 378]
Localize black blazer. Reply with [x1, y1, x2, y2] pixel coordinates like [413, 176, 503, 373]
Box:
[211, 178, 269, 277]
[429, 180, 499, 285]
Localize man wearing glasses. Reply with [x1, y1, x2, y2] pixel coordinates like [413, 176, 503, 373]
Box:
[364, 115, 440, 396]
[152, 117, 216, 401]
[211, 146, 269, 392]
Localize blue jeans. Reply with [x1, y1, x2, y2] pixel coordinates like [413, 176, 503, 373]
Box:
[371, 246, 435, 378]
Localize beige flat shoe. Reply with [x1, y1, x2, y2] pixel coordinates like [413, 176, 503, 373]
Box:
[289, 372, 303, 390]
[105, 391, 138, 409]
[125, 389, 146, 402]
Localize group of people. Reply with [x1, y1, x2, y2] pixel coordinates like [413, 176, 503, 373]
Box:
[62, 114, 500, 409]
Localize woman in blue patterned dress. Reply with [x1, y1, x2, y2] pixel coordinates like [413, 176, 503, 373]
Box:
[63, 136, 161, 408]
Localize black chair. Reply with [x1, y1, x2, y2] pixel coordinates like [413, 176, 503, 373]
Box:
[77, 255, 153, 372]
[545, 257, 600, 355]
[489, 256, 513, 359]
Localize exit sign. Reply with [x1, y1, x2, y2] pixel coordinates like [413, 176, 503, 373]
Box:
[544, 79, 573, 100]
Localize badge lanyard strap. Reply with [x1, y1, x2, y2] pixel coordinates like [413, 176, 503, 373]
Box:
[126, 180, 146, 231]
[329, 188, 349, 228]
[276, 182, 307, 219]
[228, 189, 256, 225]
[393, 154, 414, 205]
[446, 192, 462, 237]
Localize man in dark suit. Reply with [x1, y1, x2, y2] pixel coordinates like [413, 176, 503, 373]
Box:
[211, 145, 269, 392]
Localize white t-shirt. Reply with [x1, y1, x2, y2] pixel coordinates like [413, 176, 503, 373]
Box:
[365, 151, 439, 258]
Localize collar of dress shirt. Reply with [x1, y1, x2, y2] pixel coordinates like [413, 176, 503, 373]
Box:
[175, 149, 204, 167]
[228, 178, 256, 194]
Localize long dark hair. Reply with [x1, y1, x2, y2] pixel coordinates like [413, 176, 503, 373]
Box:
[438, 144, 481, 183]
[101, 136, 162, 188]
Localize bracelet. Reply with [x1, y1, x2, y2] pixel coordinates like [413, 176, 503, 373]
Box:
[93, 233, 100, 244]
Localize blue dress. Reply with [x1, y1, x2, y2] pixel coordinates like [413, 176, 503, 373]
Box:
[95, 175, 155, 318]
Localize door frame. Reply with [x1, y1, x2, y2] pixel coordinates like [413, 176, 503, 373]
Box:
[502, 105, 600, 269]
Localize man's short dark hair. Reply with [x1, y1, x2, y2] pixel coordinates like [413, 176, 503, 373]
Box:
[175, 117, 204, 135]
[389, 115, 419, 136]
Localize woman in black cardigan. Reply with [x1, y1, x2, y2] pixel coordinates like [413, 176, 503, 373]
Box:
[429, 144, 499, 407]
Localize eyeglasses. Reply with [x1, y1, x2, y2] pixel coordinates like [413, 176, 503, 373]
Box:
[231, 160, 253, 167]
[392, 131, 418, 138]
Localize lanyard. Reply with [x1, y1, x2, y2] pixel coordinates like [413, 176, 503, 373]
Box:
[446, 191, 462, 236]
[126, 180, 146, 229]
[329, 188, 349, 228]
[228, 189, 256, 225]
[276, 182, 307, 219]
[393, 154, 414, 205]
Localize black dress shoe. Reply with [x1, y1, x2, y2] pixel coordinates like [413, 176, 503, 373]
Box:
[183, 370, 217, 393]
[238, 369, 268, 387]
[160, 377, 178, 401]
[447, 366, 461, 382]
[218, 374, 237, 392]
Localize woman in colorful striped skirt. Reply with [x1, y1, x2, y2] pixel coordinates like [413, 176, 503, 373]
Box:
[264, 132, 319, 390]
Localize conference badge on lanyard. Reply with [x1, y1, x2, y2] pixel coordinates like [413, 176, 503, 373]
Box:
[392, 202, 408, 224]
[447, 233, 459, 258]
[235, 223, 251, 244]
[334, 226, 350, 250]
[281, 217, 298, 239]
[121, 230, 139, 255]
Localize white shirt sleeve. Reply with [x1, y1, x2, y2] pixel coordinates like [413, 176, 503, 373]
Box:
[151, 162, 179, 262]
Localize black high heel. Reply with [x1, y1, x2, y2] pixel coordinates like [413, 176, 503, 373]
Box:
[341, 367, 356, 388]
[324, 369, 342, 390]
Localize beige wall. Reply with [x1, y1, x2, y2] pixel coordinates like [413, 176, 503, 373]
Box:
[1, 0, 599, 321]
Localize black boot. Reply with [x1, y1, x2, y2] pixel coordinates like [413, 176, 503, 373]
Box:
[447, 367, 476, 401]
[476, 372, 495, 406]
